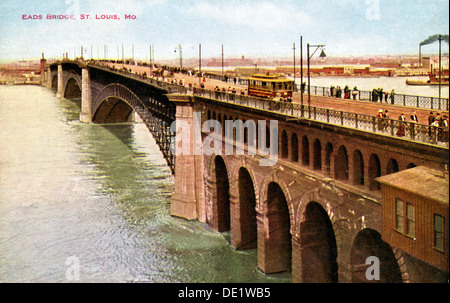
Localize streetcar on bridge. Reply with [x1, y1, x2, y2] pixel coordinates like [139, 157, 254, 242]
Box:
[247, 74, 294, 100]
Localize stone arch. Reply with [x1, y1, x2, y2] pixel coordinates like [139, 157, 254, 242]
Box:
[325, 142, 333, 176]
[258, 174, 294, 274]
[204, 155, 232, 232]
[301, 135, 310, 166]
[313, 138, 322, 171]
[350, 228, 403, 283]
[406, 162, 416, 169]
[386, 158, 399, 175]
[233, 166, 258, 250]
[230, 158, 260, 207]
[213, 155, 230, 232]
[369, 153, 381, 190]
[334, 145, 348, 180]
[294, 190, 340, 283]
[291, 133, 299, 162]
[258, 173, 293, 220]
[353, 150, 364, 185]
[281, 130, 288, 158]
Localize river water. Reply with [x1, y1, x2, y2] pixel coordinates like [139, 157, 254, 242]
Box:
[0, 85, 289, 283]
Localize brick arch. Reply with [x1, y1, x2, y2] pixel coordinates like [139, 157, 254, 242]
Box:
[204, 154, 233, 231]
[258, 173, 294, 274]
[293, 188, 342, 282]
[229, 159, 259, 250]
[229, 158, 260, 202]
[293, 187, 341, 242]
[350, 228, 405, 283]
[258, 173, 294, 230]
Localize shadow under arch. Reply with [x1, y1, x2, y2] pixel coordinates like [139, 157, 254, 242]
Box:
[258, 181, 292, 275]
[234, 166, 258, 250]
[213, 155, 231, 232]
[350, 228, 402, 283]
[63, 70, 82, 99]
[300, 201, 338, 283]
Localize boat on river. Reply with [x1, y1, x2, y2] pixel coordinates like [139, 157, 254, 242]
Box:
[406, 69, 449, 86]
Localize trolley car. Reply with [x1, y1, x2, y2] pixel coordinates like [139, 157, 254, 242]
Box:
[247, 74, 294, 99]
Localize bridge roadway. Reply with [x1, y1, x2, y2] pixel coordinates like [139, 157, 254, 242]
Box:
[107, 62, 448, 126]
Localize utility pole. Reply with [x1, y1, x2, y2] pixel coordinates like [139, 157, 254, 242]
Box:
[293, 42, 296, 91]
[199, 43, 202, 86]
[149, 44, 152, 75]
[307, 43, 310, 107]
[300, 36, 303, 108]
[438, 34, 442, 109]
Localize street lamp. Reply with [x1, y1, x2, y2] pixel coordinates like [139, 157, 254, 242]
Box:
[307, 43, 326, 107]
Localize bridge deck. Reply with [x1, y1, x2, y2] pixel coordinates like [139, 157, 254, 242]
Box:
[107, 62, 448, 124]
[95, 62, 448, 147]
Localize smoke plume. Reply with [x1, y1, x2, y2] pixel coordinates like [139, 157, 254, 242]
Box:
[420, 34, 449, 46]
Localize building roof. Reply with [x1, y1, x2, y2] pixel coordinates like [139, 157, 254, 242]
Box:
[376, 166, 449, 205]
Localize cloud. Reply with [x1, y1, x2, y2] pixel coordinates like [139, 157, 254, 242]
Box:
[187, 1, 311, 30]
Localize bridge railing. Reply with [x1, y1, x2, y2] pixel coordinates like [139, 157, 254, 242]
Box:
[194, 88, 449, 147]
[298, 84, 449, 111]
[91, 63, 189, 94]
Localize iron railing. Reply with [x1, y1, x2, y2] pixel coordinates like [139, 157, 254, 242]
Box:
[193, 88, 449, 147]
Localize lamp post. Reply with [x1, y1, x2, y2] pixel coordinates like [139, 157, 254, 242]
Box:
[307, 43, 326, 107]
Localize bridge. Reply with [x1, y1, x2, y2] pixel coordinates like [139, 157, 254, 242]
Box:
[43, 59, 448, 283]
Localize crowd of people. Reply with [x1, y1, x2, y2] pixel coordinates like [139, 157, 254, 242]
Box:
[328, 84, 397, 104]
[380, 108, 449, 142]
[371, 88, 395, 104]
[329, 85, 357, 99]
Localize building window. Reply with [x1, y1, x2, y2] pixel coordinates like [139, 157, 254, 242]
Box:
[395, 199, 415, 238]
[396, 199, 404, 233]
[434, 214, 445, 252]
[406, 203, 415, 238]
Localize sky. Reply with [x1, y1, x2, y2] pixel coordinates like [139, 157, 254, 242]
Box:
[0, 0, 449, 62]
